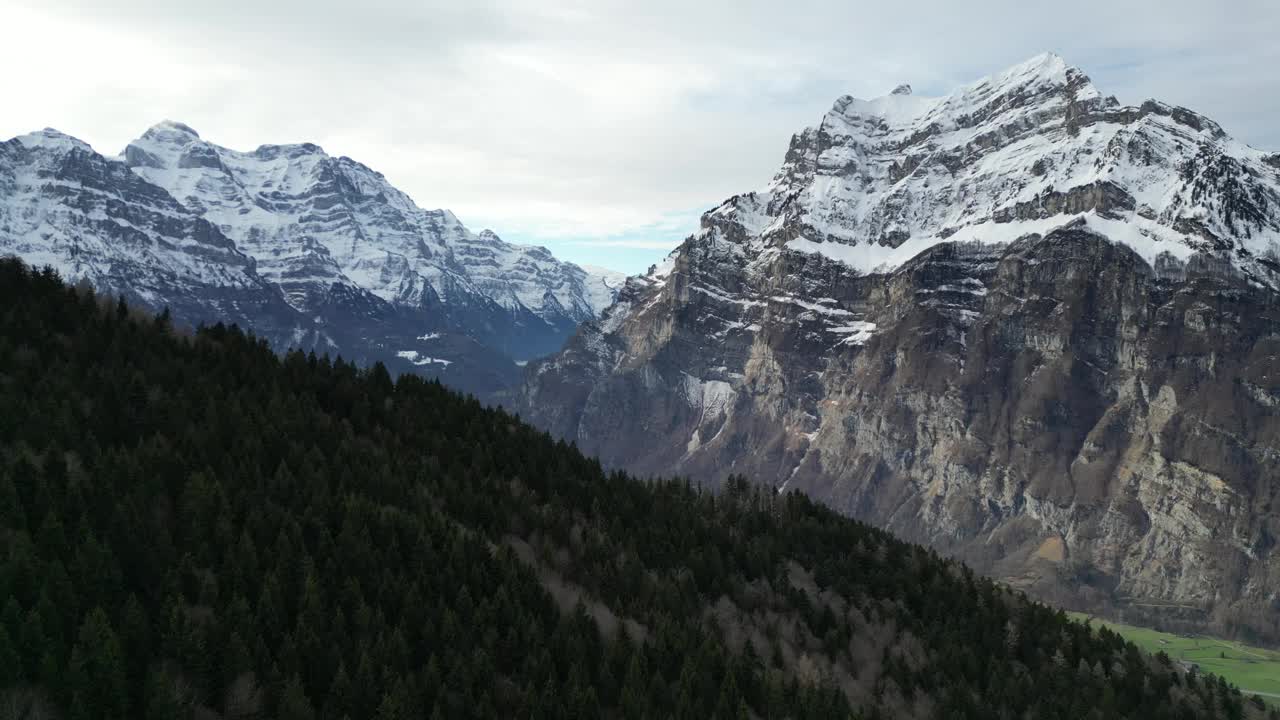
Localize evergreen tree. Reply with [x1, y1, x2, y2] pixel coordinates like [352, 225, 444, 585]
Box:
[66, 607, 128, 720]
[0, 259, 1251, 720]
[0, 625, 21, 686]
[279, 674, 316, 720]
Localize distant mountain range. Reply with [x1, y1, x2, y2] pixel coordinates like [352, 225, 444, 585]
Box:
[5, 52, 1278, 644]
[519, 53, 1280, 643]
[0, 121, 623, 396]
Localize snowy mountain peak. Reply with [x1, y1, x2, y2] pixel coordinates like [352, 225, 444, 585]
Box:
[250, 141, 326, 159]
[729, 54, 1278, 286]
[147, 119, 201, 139]
[3, 121, 627, 391]
[14, 128, 93, 154]
[821, 53, 1092, 130]
[119, 121, 623, 343]
[996, 50, 1069, 83]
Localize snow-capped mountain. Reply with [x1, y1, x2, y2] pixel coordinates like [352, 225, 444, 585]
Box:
[578, 263, 629, 312]
[0, 127, 297, 327]
[709, 52, 1279, 281]
[1, 122, 624, 396]
[520, 54, 1280, 642]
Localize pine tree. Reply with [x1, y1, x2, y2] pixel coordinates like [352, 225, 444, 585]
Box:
[66, 607, 128, 720]
[324, 661, 353, 720]
[0, 624, 22, 686]
[0, 471, 23, 530]
[146, 663, 193, 720]
[374, 678, 414, 720]
[278, 673, 316, 720]
[714, 669, 742, 720]
[620, 651, 648, 719]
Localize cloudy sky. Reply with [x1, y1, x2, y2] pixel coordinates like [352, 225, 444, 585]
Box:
[4, 0, 1278, 273]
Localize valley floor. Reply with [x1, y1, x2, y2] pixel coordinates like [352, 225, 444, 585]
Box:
[1067, 612, 1280, 706]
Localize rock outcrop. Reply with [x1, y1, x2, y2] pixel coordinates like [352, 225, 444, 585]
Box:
[520, 53, 1280, 642]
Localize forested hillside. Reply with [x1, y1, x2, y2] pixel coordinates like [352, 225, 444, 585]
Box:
[0, 258, 1270, 719]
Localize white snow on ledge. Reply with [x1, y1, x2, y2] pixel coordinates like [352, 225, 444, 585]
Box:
[769, 294, 855, 317]
[681, 374, 734, 418]
[396, 350, 452, 368]
[828, 321, 877, 345]
[784, 212, 1202, 276]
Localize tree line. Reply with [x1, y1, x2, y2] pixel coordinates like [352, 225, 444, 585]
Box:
[0, 258, 1269, 719]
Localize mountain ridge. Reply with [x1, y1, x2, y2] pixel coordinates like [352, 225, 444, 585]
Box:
[519, 53, 1280, 643]
[1, 122, 624, 396]
[698, 50, 1278, 284]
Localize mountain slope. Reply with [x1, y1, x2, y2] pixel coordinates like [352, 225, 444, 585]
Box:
[124, 121, 617, 357]
[1, 123, 622, 396]
[0, 257, 1267, 719]
[520, 54, 1280, 643]
[0, 129, 293, 327]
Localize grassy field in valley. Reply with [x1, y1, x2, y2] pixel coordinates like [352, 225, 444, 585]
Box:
[1067, 612, 1280, 705]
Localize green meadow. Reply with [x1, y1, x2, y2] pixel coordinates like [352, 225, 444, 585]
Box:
[1068, 613, 1280, 706]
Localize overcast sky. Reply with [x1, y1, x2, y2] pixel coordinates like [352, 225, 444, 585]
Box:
[4, 0, 1278, 274]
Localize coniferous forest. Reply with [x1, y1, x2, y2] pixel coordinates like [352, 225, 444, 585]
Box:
[0, 257, 1272, 719]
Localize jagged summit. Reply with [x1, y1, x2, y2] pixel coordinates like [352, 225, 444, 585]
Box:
[119, 121, 619, 327]
[13, 127, 93, 153]
[697, 53, 1279, 286]
[1, 121, 627, 395]
[147, 119, 200, 138]
[828, 53, 1090, 125]
[991, 50, 1072, 84]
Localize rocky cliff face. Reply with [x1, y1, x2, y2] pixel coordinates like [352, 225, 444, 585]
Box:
[520, 53, 1280, 642]
[1, 124, 621, 396]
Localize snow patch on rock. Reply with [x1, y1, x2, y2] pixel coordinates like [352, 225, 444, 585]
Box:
[395, 350, 453, 368]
